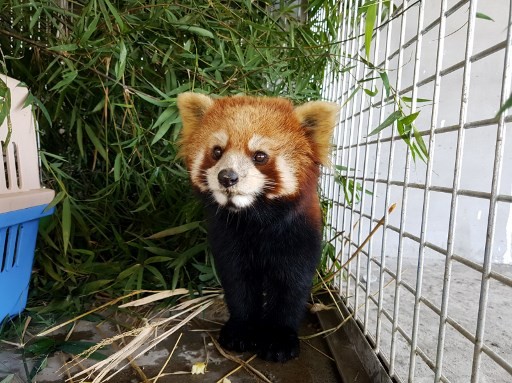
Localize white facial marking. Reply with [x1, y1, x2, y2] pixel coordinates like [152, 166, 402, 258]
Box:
[211, 130, 228, 147]
[191, 131, 229, 192]
[268, 155, 297, 198]
[213, 190, 229, 205]
[248, 135, 261, 152]
[205, 150, 266, 208]
[248, 134, 277, 156]
[231, 195, 255, 208]
[190, 151, 208, 192]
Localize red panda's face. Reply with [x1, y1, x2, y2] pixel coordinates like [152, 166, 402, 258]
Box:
[177, 94, 338, 210]
[199, 130, 280, 209]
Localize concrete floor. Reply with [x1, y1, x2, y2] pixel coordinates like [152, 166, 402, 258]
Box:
[0, 303, 341, 383]
[357, 256, 512, 383]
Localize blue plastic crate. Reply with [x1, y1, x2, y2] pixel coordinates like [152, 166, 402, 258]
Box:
[0, 204, 55, 321]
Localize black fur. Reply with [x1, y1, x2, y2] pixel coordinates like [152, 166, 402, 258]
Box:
[202, 194, 321, 362]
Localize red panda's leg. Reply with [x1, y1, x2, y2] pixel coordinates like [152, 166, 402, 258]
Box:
[256, 221, 321, 363]
[217, 265, 263, 352]
[257, 273, 313, 362]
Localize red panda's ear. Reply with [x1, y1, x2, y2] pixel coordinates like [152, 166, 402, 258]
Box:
[294, 101, 339, 165]
[177, 92, 214, 136]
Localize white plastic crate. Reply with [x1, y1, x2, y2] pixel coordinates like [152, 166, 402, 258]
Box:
[0, 75, 55, 320]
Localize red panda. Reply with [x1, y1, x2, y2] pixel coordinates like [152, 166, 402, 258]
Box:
[177, 93, 338, 362]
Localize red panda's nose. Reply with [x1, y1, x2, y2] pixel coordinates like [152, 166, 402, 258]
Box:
[218, 169, 239, 188]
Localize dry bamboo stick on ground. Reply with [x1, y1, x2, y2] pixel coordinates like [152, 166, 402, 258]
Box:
[208, 334, 271, 383]
[153, 333, 182, 383]
[216, 354, 258, 383]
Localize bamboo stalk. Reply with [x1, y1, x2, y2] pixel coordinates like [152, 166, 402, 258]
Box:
[321, 203, 397, 286]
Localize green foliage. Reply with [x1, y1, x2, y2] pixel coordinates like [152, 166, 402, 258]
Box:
[328, 1, 430, 204]
[0, 77, 12, 149]
[25, 338, 106, 360]
[334, 165, 373, 205]
[331, 0, 430, 166]
[0, 0, 338, 314]
[496, 93, 512, 117]
[476, 12, 494, 22]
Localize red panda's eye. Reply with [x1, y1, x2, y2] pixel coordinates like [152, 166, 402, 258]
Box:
[253, 151, 268, 165]
[212, 146, 223, 160]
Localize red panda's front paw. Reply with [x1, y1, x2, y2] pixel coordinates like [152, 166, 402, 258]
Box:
[258, 328, 300, 363]
[219, 319, 258, 353]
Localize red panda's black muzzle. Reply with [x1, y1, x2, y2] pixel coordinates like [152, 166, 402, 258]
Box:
[218, 168, 239, 188]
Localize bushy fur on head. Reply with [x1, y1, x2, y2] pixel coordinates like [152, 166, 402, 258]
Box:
[177, 93, 338, 210]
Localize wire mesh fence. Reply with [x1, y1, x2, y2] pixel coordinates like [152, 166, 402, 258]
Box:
[320, 0, 512, 382]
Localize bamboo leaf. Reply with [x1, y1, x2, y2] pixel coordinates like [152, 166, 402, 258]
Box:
[368, 110, 402, 136]
[145, 249, 175, 260]
[50, 70, 78, 91]
[119, 288, 188, 307]
[0, 79, 11, 128]
[171, 244, 208, 268]
[134, 91, 169, 107]
[145, 265, 168, 288]
[364, 3, 377, 59]
[496, 93, 512, 117]
[76, 118, 84, 157]
[81, 280, 113, 295]
[399, 111, 420, 125]
[363, 87, 378, 97]
[402, 96, 431, 103]
[396, 118, 406, 137]
[130, 201, 152, 213]
[25, 337, 56, 355]
[114, 153, 122, 181]
[358, 76, 380, 83]
[144, 255, 175, 263]
[171, 266, 181, 290]
[116, 264, 141, 281]
[177, 25, 214, 39]
[59, 341, 106, 361]
[39, 257, 65, 283]
[62, 197, 71, 255]
[115, 40, 127, 80]
[48, 44, 79, 52]
[231, 31, 245, 64]
[379, 72, 390, 97]
[335, 165, 354, 172]
[341, 65, 356, 73]
[45, 190, 66, 212]
[413, 126, 429, 160]
[25, 92, 52, 126]
[29, 6, 43, 32]
[103, 0, 126, 31]
[341, 87, 359, 109]
[84, 123, 108, 161]
[148, 221, 202, 239]
[151, 108, 180, 145]
[476, 12, 494, 21]
[151, 107, 178, 129]
[358, 55, 376, 69]
[81, 14, 101, 43]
